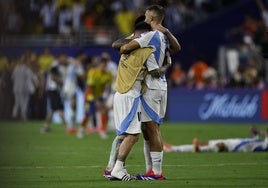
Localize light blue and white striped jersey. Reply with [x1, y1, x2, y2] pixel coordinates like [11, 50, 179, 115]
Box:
[135, 30, 169, 90]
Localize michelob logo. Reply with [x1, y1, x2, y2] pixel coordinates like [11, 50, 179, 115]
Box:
[198, 93, 259, 120]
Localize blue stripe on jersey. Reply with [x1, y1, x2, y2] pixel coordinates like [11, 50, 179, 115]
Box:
[140, 95, 162, 124]
[148, 32, 161, 65]
[232, 138, 262, 152]
[116, 97, 140, 135]
[253, 145, 268, 152]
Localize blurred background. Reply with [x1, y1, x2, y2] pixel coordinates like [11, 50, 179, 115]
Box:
[0, 0, 267, 124]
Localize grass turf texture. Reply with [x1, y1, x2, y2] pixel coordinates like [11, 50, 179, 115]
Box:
[0, 121, 267, 188]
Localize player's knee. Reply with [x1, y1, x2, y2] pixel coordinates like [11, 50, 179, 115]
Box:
[129, 133, 139, 143]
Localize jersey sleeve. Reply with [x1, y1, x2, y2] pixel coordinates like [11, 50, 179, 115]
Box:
[134, 31, 155, 48]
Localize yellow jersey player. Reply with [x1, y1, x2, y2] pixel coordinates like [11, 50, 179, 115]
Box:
[77, 57, 113, 139]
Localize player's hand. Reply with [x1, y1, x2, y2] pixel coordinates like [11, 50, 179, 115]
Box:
[156, 24, 169, 34]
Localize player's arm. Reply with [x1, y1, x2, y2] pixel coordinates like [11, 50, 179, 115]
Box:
[112, 38, 132, 51]
[149, 64, 171, 78]
[156, 24, 181, 54]
[120, 40, 141, 54]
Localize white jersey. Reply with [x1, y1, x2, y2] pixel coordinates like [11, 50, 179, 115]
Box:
[134, 30, 169, 91]
[63, 57, 84, 99]
[208, 137, 267, 152]
[46, 60, 68, 91]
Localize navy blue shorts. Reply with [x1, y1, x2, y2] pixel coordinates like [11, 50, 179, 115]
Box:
[47, 90, 64, 111]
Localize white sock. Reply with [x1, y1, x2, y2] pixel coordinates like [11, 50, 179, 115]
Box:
[143, 140, 152, 172]
[106, 137, 121, 170]
[111, 160, 125, 178]
[70, 110, 76, 129]
[150, 151, 163, 175]
[67, 109, 75, 129]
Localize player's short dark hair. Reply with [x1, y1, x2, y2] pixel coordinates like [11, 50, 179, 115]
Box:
[146, 5, 165, 21]
[134, 15, 146, 25]
[134, 21, 151, 31]
[100, 57, 109, 63]
[134, 15, 151, 31]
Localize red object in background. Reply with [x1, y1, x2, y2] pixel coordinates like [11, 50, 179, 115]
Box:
[261, 90, 268, 120]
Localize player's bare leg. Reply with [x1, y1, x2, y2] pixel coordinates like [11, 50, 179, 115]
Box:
[145, 121, 163, 175]
[111, 134, 139, 181]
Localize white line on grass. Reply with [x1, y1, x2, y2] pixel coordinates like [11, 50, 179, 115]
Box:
[1, 163, 268, 170]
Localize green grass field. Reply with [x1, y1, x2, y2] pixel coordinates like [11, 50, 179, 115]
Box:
[0, 121, 267, 188]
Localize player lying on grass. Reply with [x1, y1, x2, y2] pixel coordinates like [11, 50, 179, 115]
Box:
[163, 126, 268, 153]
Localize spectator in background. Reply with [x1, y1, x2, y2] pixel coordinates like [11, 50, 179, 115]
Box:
[6, 4, 24, 34]
[231, 12, 260, 46]
[243, 58, 265, 89]
[0, 53, 9, 75]
[229, 64, 245, 87]
[71, 0, 85, 33]
[114, 3, 136, 37]
[38, 48, 55, 75]
[0, 56, 15, 119]
[81, 3, 97, 30]
[21, 48, 37, 64]
[256, 0, 268, 32]
[165, 0, 182, 36]
[58, 4, 72, 35]
[203, 65, 218, 89]
[256, 0, 268, 86]
[11, 56, 38, 121]
[168, 61, 186, 87]
[40, 0, 57, 34]
[187, 57, 209, 89]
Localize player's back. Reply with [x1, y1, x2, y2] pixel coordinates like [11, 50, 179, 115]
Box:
[135, 30, 167, 67]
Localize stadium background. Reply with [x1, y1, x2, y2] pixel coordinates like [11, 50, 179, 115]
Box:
[0, 0, 268, 123]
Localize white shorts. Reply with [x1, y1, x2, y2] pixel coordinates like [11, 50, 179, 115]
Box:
[113, 90, 142, 136]
[141, 89, 167, 124]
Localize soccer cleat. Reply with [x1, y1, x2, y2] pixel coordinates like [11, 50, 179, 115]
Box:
[40, 126, 51, 133]
[76, 127, 85, 139]
[136, 170, 166, 181]
[110, 174, 136, 181]
[104, 169, 136, 181]
[103, 169, 113, 180]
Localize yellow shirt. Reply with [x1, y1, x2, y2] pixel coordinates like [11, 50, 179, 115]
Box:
[0, 56, 8, 71]
[114, 11, 136, 35]
[38, 54, 55, 73]
[86, 68, 113, 98]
